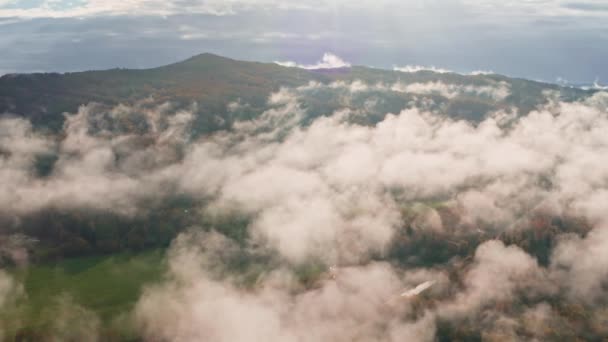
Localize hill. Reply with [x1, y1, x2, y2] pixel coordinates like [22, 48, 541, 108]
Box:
[0, 53, 592, 132]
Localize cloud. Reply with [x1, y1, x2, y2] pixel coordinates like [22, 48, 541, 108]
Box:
[0, 0, 241, 18]
[4, 0, 608, 20]
[394, 65, 495, 76]
[470, 70, 495, 76]
[394, 65, 453, 74]
[128, 84, 608, 339]
[0, 270, 22, 340]
[135, 230, 438, 342]
[2, 1, 608, 83]
[550, 224, 608, 302]
[0, 83, 604, 258]
[462, 0, 608, 18]
[391, 81, 511, 100]
[5, 80, 608, 339]
[3, 0, 444, 19]
[0, 102, 196, 216]
[275, 53, 351, 70]
[0, 270, 18, 308]
[562, 1, 608, 12]
[439, 240, 550, 318]
[586, 80, 608, 90]
[44, 295, 101, 341]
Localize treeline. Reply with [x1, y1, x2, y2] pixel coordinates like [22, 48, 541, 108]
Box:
[0, 196, 253, 264]
[388, 204, 592, 268]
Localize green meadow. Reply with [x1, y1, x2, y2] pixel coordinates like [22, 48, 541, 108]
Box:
[2, 250, 166, 340]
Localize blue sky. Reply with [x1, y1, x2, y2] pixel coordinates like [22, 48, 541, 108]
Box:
[1, 0, 607, 83]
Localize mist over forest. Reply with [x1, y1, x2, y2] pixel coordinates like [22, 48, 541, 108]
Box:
[1, 53, 608, 341]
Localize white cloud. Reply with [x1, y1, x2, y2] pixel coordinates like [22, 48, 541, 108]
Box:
[0, 270, 22, 340]
[440, 240, 550, 318]
[550, 224, 608, 302]
[135, 231, 437, 342]
[394, 65, 453, 74]
[391, 81, 511, 100]
[1, 81, 606, 265]
[275, 53, 351, 70]
[3, 0, 608, 19]
[586, 80, 608, 90]
[1, 0, 411, 18]
[5, 78, 608, 339]
[470, 70, 495, 75]
[461, 0, 608, 19]
[394, 65, 495, 76]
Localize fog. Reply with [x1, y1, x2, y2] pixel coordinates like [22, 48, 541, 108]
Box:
[2, 79, 608, 339]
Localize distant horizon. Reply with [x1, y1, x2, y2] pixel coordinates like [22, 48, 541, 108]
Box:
[2, 1, 608, 84]
[1, 50, 606, 90]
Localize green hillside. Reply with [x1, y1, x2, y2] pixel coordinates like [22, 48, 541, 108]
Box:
[0, 53, 592, 132]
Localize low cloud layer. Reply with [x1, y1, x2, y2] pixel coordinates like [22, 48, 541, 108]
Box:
[394, 65, 494, 76]
[394, 65, 453, 74]
[391, 81, 510, 100]
[2, 79, 608, 339]
[135, 231, 440, 342]
[275, 53, 351, 70]
[0, 270, 22, 340]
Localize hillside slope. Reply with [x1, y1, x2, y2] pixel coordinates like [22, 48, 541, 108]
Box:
[0, 53, 592, 131]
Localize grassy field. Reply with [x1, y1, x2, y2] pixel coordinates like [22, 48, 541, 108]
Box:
[2, 250, 166, 339]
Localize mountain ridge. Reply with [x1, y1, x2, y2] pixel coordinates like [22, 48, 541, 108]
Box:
[0, 53, 593, 131]
[0, 52, 588, 88]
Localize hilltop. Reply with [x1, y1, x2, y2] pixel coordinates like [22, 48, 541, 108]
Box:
[0, 53, 591, 132]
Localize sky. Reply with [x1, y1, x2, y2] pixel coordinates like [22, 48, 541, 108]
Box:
[0, 0, 607, 83]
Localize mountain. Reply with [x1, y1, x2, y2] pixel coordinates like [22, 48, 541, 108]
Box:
[0, 53, 592, 132]
[0, 53, 321, 131]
